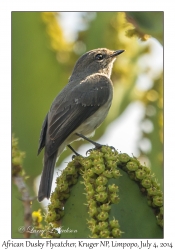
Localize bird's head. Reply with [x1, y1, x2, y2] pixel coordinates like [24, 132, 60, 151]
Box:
[70, 48, 125, 80]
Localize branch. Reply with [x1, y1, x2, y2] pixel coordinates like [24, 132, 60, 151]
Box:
[12, 175, 33, 238]
[12, 134, 34, 238]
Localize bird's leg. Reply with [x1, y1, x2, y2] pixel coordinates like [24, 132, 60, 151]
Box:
[76, 133, 103, 153]
[67, 144, 81, 157]
[76, 133, 116, 155]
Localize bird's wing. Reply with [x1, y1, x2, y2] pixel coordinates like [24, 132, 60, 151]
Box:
[47, 74, 113, 157]
[37, 113, 48, 155]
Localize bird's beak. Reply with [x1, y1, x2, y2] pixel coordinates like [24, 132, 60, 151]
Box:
[111, 49, 125, 57]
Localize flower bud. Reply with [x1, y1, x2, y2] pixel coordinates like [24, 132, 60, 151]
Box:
[96, 185, 106, 193]
[93, 158, 104, 165]
[110, 193, 120, 204]
[147, 187, 162, 196]
[108, 155, 118, 161]
[118, 153, 130, 163]
[58, 182, 69, 192]
[94, 164, 105, 175]
[95, 192, 108, 202]
[82, 159, 93, 169]
[141, 178, 152, 188]
[96, 176, 108, 186]
[126, 161, 138, 171]
[97, 221, 108, 230]
[88, 200, 97, 207]
[86, 168, 96, 177]
[88, 206, 98, 217]
[153, 196, 163, 207]
[89, 150, 103, 159]
[90, 225, 99, 234]
[88, 190, 95, 197]
[87, 218, 97, 227]
[64, 165, 76, 175]
[100, 229, 110, 238]
[112, 228, 123, 237]
[85, 183, 94, 191]
[102, 170, 113, 178]
[86, 189, 95, 200]
[97, 211, 109, 221]
[112, 169, 121, 178]
[135, 169, 146, 180]
[100, 203, 111, 211]
[106, 160, 117, 169]
[108, 184, 119, 193]
[50, 200, 63, 209]
[109, 219, 120, 229]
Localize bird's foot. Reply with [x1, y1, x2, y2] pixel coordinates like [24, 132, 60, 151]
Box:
[109, 146, 116, 151]
[76, 133, 104, 155]
[67, 145, 81, 160]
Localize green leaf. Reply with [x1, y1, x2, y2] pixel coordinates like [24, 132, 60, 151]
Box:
[60, 176, 90, 238]
[109, 169, 163, 238]
[60, 167, 162, 238]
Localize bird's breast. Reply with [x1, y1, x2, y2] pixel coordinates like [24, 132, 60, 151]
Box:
[75, 94, 113, 136]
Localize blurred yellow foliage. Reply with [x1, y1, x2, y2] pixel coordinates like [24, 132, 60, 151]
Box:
[41, 12, 72, 63]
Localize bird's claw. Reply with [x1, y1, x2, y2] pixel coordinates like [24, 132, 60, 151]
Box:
[86, 143, 103, 155]
[86, 148, 94, 155]
[72, 153, 81, 160]
[109, 146, 116, 152]
[86, 145, 116, 155]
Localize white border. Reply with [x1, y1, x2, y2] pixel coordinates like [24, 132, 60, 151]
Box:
[1, 0, 175, 247]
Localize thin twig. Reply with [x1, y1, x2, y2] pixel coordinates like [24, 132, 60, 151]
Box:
[13, 175, 33, 238]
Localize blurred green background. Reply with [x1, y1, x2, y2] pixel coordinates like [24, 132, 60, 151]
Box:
[12, 11, 163, 238]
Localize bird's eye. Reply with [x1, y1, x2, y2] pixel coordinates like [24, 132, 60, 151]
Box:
[95, 54, 104, 61]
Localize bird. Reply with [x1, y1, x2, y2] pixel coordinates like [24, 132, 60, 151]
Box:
[37, 48, 125, 201]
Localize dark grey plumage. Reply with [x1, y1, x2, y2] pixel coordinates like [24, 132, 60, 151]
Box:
[37, 48, 124, 201]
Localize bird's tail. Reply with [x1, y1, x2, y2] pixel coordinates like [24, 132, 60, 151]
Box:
[38, 151, 58, 202]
